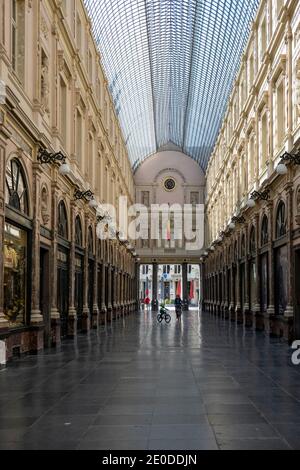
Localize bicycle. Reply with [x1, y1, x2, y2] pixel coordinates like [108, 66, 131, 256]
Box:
[157, 305, 171, 324]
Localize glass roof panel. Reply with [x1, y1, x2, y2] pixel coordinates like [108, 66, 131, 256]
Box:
[84, 0, 259, 171]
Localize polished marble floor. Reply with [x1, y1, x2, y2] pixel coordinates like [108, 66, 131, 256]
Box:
[0, 309, 300, 450]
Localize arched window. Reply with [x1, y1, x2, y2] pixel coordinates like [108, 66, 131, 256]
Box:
[261, 215, 269, 246]
[5, 158, 29, 215]
[58, 201, 68, 239]
[276, 201, 287, 238]
[75, 216, 83, 246]
[241, 234, 246, 258]
[88, 226, 94, 255]
[250, 226, 256, 254]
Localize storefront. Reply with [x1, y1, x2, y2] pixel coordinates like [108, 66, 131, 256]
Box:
[57, 201, 69, 338]
[260, 215, 269, 313]
[74, 216, 84, 332]
[274, 201, 288, 316]
[2, 156, 35, 357]
[249, 226, 257, 314]
[240, 235, 246, 313]
[88, 227, 94, 323]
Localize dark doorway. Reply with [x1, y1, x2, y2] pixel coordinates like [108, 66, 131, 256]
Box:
[88, 260, 94, 322]
[240, 264, 245, 312]
[260, 253, 269, 313]
[57, 256, 69, 338]
[75, 255, 84, 331]
[275, 245, 288, 315]
[294, 249, 300, 338]
[97, 264, 102, 313]
[40, 248, 50, 347]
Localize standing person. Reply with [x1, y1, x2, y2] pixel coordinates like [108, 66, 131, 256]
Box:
[144, 296, 150, 311]
[174, 294, 182, 321]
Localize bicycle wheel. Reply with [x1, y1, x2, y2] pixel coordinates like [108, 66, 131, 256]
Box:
[157, 314, 163, 323]
[165, 314, 171, 324]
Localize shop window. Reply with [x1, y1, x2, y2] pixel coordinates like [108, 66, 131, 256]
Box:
[58, 201, 68, 239]
[261, 215, 269, 246]
[5, 157, 29, 214]
[276, 201, 287, 238]
[75, 216, 83, 247]
[4, 222, 27, 325]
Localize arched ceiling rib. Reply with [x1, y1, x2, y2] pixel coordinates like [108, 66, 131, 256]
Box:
[84, 0, 260, 171]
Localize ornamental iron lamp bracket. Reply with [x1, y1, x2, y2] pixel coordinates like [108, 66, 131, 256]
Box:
[280, 151, 300, 165]
[38, 148, 66, 165]
[74, 187, 94, 202]
[250, 189, 270, 201]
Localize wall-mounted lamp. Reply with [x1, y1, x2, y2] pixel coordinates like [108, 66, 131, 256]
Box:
[276, 150, 300, 175]
[38, 148, 71, 175]
[246, 189, 270, 208]
[74, 188, 97, 208]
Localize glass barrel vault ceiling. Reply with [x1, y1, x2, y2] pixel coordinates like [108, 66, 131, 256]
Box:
[84, 0, 260, 171]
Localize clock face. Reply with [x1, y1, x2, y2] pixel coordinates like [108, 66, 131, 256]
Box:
[164, 177, 176, 192]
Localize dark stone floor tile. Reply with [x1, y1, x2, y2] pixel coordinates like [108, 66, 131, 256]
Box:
[218, 439, 291, 450]
[77, 439, 148, 450]
[213, 423, 279, 439]
[207, 413, 267, 425]
[149, 424, 215, 440]
[82, 424, 151, 441]
[148, 439, 218, 450]
[93, 414, 153, 426]
[152, 414, 208, 425]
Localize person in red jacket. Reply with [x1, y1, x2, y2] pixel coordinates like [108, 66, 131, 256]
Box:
[144, 296, 150, 311]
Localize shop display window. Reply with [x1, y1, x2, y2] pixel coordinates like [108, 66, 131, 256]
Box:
[3, 222, 27, 325]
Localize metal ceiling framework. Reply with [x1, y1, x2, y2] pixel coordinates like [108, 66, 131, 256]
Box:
[84, 0, 259, 171]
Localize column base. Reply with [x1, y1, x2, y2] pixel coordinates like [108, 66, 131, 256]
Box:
[92, 305, 99, 329]
[0, 313, 9, 332]
[255, 312, 265, 331]
[81, 307, 91, 333]
[243, 304, 252, 327]
[51, 316, 61, 347]
[224, 304, 229, 320]
[229, 303, 236, 322]
[30, 309, 44, 325]
[236, 305, 243, 324]
[67, 308, 77, 338]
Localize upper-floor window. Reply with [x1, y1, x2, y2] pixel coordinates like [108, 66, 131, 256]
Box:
[88, 50, 93, 83]
[260, 18, 267, 60]
[276, 201, 287, 238]
[11, 0, 25, 83]
[58, 201, 68, 239]
[75, 216, 83, 247]
[260, 111, 268, 169]
[5, 157, 29, 215]
[76, 14, 82, 51]
[261, 215, 269, 246]
[60, 77, 67, 148]
[277, 0, 284, 16]
[276, 76, 285, 149]
[76, 109, 83, 168]
[249, 226, 256, 254]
